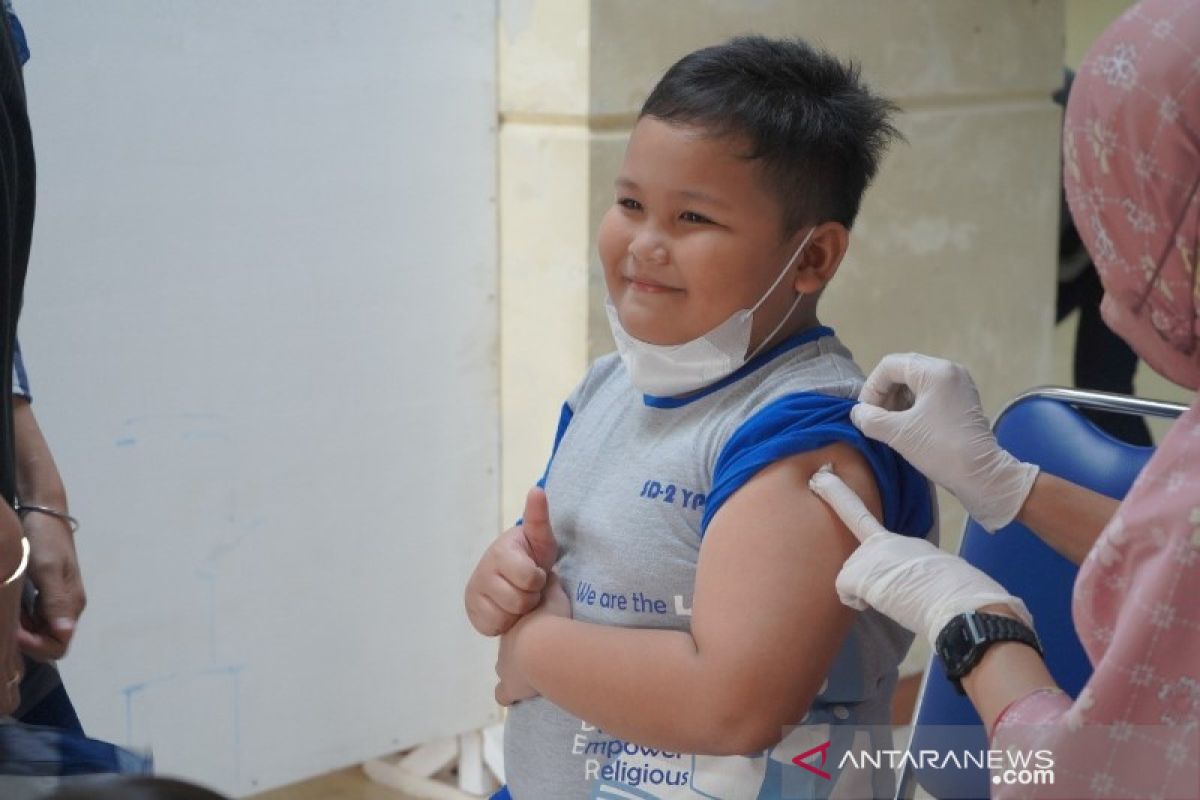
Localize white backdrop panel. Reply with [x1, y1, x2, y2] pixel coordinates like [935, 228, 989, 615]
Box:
[15, 2, 499, 795]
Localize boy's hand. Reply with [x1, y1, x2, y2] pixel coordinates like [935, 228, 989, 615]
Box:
[465, 488, 559, 637]
[495, 573, 570, 706]
[533, 571, 570, 619]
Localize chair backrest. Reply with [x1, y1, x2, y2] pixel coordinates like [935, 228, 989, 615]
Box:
[898, 387, 1186, 800]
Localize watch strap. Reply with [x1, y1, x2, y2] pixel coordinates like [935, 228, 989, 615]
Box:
[936, 611, 1043, 694]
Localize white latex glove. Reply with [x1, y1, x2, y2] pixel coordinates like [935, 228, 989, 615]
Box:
[810, 467, 1033, 647]
[851, 353, 1039, 532]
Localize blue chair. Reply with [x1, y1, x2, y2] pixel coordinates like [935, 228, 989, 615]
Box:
[895, 387, 1187, 800]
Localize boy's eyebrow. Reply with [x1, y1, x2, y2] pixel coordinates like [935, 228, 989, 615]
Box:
[614, 177, 730, 209]
[678, 188, 730, 209]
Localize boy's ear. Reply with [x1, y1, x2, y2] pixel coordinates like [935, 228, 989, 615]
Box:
[792, 222, 850, 294]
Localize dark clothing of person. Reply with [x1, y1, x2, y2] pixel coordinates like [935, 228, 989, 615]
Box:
[0, 7, 33, 502]
[1056, 264, 1152, 446]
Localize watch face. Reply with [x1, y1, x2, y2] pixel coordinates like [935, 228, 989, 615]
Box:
[937, 615, 978, 677]
[938, 612, 1041, 683]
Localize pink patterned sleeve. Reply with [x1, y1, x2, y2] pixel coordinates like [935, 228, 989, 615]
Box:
[984, 518, 1200, 799]
[993, 688, 1074, 731]
[983, 399, 1200, 797]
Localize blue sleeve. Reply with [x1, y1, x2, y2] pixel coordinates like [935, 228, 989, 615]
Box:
[535, 401, 574, 489]
[514, 401, 573, 526]
[702, 392, 932, 538]
[12, 337, 30, 400]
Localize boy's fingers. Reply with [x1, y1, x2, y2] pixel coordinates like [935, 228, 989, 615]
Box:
[498, 544, 547, 592]
[487, 573, 543, 616]
[809, 468, 889, 544]
[467, 593, 516, 637]
[521, 487, 551, 529]
[521, 487, 559, 571]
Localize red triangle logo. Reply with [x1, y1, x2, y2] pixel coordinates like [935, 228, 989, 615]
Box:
[791, 740, 832, 780]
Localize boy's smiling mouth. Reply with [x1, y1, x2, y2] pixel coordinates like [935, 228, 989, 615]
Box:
[625, 273, 680, 293]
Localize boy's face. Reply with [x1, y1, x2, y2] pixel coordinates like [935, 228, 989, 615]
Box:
[598, 116, 806, 348]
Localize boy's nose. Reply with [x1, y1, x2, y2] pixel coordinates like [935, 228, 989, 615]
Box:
[628, 230, 669, 266]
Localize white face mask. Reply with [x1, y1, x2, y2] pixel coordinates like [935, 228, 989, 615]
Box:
[606, 228, 815, 397]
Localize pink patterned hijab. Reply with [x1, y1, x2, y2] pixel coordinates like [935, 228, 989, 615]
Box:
[1064, 0, 1200, 389]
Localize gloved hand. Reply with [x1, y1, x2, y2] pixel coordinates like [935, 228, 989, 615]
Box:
[810, 467, 1033, 647]
[851, 353, 1039, 532]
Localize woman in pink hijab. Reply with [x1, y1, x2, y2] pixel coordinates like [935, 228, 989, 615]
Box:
[812, 0, 1199, 796]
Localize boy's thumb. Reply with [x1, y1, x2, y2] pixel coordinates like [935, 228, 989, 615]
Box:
[521, 487, 559, 571]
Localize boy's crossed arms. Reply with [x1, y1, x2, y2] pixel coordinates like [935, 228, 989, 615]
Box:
[464, 441, 882, 756]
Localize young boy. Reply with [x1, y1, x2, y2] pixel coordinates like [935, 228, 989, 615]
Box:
[466, 36, 935, 800]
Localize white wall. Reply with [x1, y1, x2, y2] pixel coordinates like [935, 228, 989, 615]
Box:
[16, 2, 499, 795]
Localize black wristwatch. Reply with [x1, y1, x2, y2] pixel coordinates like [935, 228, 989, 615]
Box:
[935, 610, 1044, 695]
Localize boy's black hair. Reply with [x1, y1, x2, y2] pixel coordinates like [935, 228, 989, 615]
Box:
[640, 35, 901, 232]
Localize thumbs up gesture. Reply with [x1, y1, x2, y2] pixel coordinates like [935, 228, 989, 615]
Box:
[465, 487, 562, 637]
[518, 487, 558, 575]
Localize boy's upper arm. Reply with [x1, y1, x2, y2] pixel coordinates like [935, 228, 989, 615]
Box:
[691, 441, 882, 733]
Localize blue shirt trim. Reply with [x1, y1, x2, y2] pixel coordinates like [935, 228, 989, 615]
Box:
[641, 326, 835, 409]
[701, 392, 933, 538]
[515, 401, 574, 526]
[536, 402, 574, 490]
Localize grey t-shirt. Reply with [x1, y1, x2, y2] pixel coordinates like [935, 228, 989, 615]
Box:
[504, 328, 936, 800]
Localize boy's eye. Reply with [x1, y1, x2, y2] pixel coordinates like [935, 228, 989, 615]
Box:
[680, 211, 715, 225]
[617, 197, 642, 211]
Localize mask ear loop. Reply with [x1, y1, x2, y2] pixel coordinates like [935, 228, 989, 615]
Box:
[745, 227, 816, 361]
[747, 292, 806, 362]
